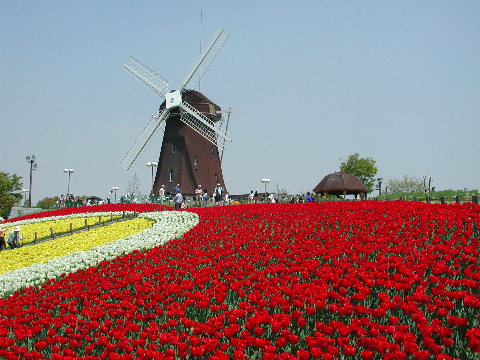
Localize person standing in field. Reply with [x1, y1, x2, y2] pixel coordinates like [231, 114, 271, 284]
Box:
[173, 192, 183, 210]
[7, 226, 22, 249]
[0, 217, 6, 251]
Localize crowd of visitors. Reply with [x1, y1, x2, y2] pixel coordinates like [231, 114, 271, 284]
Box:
[150, 183, 233, 209]
[55, 193, 101, 208]
[55, 186, 319, 209]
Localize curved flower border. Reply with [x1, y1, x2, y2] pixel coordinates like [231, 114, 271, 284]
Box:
[0, 210, 199, 298]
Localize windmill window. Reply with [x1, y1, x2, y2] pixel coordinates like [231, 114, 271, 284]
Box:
[194, 156, 198, 166]
[172, 144, 176, 153]
[169, 169, 173, 183]
[214, 173, 219, 183]
[211, 146, 215, 155]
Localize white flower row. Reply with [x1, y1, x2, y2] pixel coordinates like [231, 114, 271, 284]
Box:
[0, 211, 199, 298]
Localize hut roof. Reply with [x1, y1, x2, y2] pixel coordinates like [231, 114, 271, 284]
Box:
[313, 172, 368, 195]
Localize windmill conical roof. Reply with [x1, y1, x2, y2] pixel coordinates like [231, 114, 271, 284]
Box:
[160, 90, 222, 122]
[313, 172, 368, 194]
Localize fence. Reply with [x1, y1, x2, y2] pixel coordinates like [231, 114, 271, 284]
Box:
[375, 195, 479, 204]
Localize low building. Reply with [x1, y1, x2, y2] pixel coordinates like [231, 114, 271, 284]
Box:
[313, 172, 368, 199]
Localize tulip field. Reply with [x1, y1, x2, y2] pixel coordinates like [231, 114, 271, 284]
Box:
[0, 201, 479, 359]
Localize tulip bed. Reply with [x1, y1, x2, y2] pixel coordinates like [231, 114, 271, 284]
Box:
[2, 215, 123, 247]
[0, 217, 154, 275]
[0, 208, 198, 300]
[3, 203, 170, 223]
[0, 201, 479, 359]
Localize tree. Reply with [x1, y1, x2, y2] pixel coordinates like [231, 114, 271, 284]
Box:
[37, 196, 60, 209]
[124, 173, 143, 202]
[387, 175, 424, 194]
[339, 153, 378, 192]
[0, 172, 23, 219]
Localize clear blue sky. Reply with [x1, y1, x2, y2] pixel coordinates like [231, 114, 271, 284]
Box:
[1, 1, 479, 203]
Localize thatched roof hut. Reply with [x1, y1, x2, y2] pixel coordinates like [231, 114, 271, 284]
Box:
[313, 172, 368, 197]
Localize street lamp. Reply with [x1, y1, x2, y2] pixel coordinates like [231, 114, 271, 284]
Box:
[376, 177, 383, 197]
[112, 186, 119, 203]
[21, 189, 29, 207]
[64, 169, 74, 194]
[261, 178, 271, 199]
[146, 162, 158, 194]
[26, 155, 37, 207]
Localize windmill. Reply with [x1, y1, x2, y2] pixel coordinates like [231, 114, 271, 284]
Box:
[121, 29, 232, 196]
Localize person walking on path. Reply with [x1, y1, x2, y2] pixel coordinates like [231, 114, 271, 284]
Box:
[7, 226, 22, 249]
[194, 185, 203, 207]
[158, 185, 165, 204]
[248, 191, 254, 203]
[214, 183, 223, 205]
[306, 192, 314, 202]
[202, 189, 209, 207]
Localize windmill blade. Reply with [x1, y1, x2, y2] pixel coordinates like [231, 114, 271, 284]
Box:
[178, 29, 229, 91]
[120, 108, 169, 170]
[219, 107, 233, 163]
[179, 102, 232, 151]
[123, 56, 169, 97]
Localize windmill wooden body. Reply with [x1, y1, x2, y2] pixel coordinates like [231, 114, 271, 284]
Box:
[121, 29, 231, 196]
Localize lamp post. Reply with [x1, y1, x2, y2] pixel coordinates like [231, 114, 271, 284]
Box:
[21, 189, 29, 207]
[64, 169, 74, 194]
[146, 162, 158, 194]
[376, 177, 383, 197]
[26, 155, 37, 207]
[261, 178, 271, 200]
[112, 186, 119, 203]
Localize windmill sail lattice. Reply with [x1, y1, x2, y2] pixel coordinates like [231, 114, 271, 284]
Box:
[120, 109, 169, 170]
[179, 29, 229, 91]
[179, 102, 231, 151]
[122, 57, 170, 97]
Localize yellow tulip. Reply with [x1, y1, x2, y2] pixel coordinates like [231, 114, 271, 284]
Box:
[0, 218, 153, 274]
[3, 215, 121, 246]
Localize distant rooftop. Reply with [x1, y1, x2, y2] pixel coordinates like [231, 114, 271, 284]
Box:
[313, 172, 368, 195]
